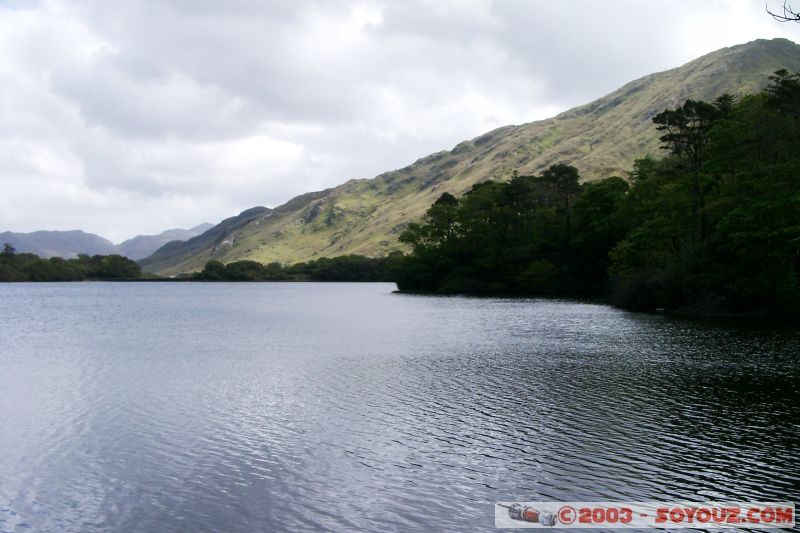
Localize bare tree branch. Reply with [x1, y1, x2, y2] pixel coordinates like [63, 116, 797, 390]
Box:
[767, 1, 800, 21]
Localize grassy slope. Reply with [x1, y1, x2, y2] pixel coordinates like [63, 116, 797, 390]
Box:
[145, 38, 800, 275]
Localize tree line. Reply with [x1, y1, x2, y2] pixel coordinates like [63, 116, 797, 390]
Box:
[196, 254, 400, 282]
[394, 71, 800, 317]
[0, 244, 142, 281]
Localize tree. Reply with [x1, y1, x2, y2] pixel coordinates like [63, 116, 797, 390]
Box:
[713, 93, 736, 117]
[571, 176, 630, 294]
[542, 163, 582, 246]
[225, 260, 267, 281]
[653, 99, 723, 240]
[433, 191, 458, 207]
[2, 243, 15, 259]
[0, 244, 24, 281]
[653, 99, 721, 171]
[399, 192, 461, 253]
[197, 260, 227, 280]
[87, 255, 141, 279]
[767, 1, 800, 21]
[396, 168, 585, 295]
[766, 69, 800, 118]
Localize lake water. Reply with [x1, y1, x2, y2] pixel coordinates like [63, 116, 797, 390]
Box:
[0, 282, 798, 532]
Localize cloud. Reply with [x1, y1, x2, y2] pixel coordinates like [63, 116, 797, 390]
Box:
[0, 0, 795, 241]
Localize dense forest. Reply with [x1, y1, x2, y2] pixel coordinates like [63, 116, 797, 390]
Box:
[195, 254, 398, 282]
[0, 245, 142, 281]
[395, 71, 800, 317]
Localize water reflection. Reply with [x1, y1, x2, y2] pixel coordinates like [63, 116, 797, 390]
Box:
[0, 283, 797, 532]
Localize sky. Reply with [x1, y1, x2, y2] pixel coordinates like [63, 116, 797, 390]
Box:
[0, 0, 796, 242]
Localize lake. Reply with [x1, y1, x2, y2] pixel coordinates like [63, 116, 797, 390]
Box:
[0, 282, 798, 532]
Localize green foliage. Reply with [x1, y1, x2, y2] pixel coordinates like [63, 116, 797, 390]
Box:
[86, 255, 142, 279]
[653, 99, 721, 166]
[572, 176, 629, 292]
[195, 254, 399, 282]
[396, 71, 800, 317]
[224, 260, 272, 281]
[198, 260, 227, 280]
[396, 165, 605, 295]
[0, 249, 142, 282]
[611, 70, 800, 315]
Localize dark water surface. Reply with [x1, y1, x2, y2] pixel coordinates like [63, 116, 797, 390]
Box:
[0, 282, 797, 532]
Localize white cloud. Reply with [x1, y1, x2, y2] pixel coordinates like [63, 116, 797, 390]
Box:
[0, 0, 795, 241]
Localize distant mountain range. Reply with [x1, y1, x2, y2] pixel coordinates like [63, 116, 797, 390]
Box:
[0, 223, 213, 261]
[116, 224, 214, 260]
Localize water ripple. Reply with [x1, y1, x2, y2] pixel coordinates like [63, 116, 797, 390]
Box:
[0, 283, 797, 531]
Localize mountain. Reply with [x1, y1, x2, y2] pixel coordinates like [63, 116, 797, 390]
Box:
[140, 207, 273, 273]
[140, 38, 800, 276]
[1, 224, 213, 260]
[0, 230, 117, 258]
[117, 223, 214, 260]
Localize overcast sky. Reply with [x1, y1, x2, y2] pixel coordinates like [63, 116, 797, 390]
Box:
[0, 0, 795, 241]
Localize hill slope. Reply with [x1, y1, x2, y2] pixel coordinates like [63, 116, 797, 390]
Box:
[141, 207, 273, 273]
[141, 38, 800, 275]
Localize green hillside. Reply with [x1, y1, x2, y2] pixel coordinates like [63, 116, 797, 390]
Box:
[141, 38, 800, 275]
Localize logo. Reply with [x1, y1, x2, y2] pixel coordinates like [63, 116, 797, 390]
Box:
[495, 501, 795, 529]
[558, 505, 576, 525]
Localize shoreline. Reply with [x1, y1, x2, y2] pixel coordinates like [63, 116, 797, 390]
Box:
[2, 279, 796, 324]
